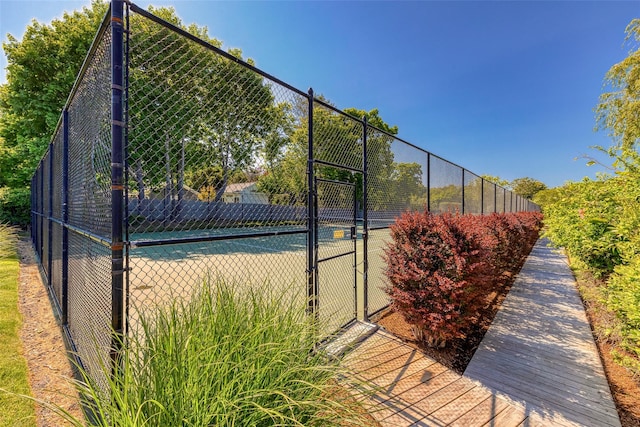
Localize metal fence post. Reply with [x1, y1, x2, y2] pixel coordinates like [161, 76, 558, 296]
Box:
[461, 169, 465, 214]
[426, 153, 431, 212]
[39, 160, 44, 260]
[480, 178, 484, 215]
[47, 143, 54, 288]
[62, 109, 69, 324]
[306, 88, 316, 318]
[362, 116, 369, 321]
[110, 0, 125, 368]
[31, 176, 35, 246]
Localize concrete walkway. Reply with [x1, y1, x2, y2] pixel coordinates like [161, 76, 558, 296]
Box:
[343, 239, 621, 426]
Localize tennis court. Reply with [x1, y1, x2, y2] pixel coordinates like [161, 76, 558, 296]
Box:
[127, 224, 392, 335]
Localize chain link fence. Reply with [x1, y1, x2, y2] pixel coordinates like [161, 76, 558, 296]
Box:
[30, 0, 540, 387]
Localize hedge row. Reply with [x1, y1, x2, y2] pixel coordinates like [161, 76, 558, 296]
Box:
[383, 211, 542, 347]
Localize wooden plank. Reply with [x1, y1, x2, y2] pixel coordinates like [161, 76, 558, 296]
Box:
[344, 339, 415, 371]
[348, 346, 426, 382]
[360, 352, 440, 389]
[368, 369, 461, 423]
[467, 339, 611, 390]
[466, 356, 615, 408]
[428, 385, 493, 425]
[376, 363, 452, 399]
[380, 378, 475, 424]
[449, 395, 511, 427]
[522, 411, 584, 427]
[483, 404, 527, 427]
[468, 369, 620, 426]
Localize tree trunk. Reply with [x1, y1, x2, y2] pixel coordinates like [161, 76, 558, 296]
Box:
[176, 139, 185, 220]
[134, 159, 146, 218]
[213, 135, 231, 203]
[164, 134, 173, 223]
[135, 159, 145, 200]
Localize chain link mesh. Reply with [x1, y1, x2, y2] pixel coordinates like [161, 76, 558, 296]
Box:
[41, 152, 51, 280]
[51, 128, 64, 304]
[67, 32, 112, 239]
[429, 156, 463, 214]
[464, 171, 483, 214]
[66, 21, 113, 392]
[316, 180, 356, 331]
[127, 9, 310, 333]
[483, 181, 496, 214]
[496, 187, 505, 213]
[67, 230, 112, 391]
[313, 103, 363, 173]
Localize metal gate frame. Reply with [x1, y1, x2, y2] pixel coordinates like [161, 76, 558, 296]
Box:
[306, 92, 368, 332]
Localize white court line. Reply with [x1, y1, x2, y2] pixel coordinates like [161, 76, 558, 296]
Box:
[232, 240, 307, 256]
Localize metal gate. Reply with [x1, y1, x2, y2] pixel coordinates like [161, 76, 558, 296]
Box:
[314, 177, 359, 333]
[307, 95, 366, 335]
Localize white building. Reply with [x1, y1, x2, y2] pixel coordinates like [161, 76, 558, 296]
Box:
[222, 182, 269, 204]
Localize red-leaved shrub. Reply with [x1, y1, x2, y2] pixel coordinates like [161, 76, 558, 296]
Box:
[384, 211, 542, 347]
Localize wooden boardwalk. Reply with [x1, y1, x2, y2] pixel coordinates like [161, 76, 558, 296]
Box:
[343, 329, 533, 426]
[342, 239, 621, 426]
[464, 239, 620, 427]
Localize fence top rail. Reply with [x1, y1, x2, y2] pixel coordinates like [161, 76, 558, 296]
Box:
[128, 2, 308, 98]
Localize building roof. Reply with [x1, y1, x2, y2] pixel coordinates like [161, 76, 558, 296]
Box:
[224, 182, 257, 193]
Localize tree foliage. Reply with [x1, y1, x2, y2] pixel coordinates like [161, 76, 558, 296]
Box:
[126, 6, 290, 223]
[0, 0, 109, 189]
[480, 174, 510, 189]
[596, 18, 640, 166]
[257, 103, 402, 208]
[511, 177, 547, 200]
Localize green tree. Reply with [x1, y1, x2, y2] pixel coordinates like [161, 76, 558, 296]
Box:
[391, 162, 427, 211]
[480, 175, 510, 189]
[126, 8, 289, 224]
[429, 185, 463, 213]
[511, 177, 547, 199]
[257, 103, 399, 209]
[0, 1, 109, 189]
[596, 18, 640, 168]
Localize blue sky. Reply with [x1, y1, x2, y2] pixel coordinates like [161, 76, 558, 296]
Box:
[1, 0, 638, 188]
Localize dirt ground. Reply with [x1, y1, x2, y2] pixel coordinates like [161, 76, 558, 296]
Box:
[17, 238, 82, 426]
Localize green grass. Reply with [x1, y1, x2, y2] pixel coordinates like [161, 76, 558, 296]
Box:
[61, 278, 370, 426]
[0, 224, 36, 426]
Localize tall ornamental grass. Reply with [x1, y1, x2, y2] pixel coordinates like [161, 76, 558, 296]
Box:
[67, 279, 369, 426]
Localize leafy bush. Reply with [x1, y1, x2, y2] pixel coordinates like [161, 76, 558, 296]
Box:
[0, 187, 31, 229]
[607, 259, 640, 370]
[539, 178, 624, 277]
[66, 279, 369, 426]
[383, 212, 480, 347]
[384, 211, 541, 348]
